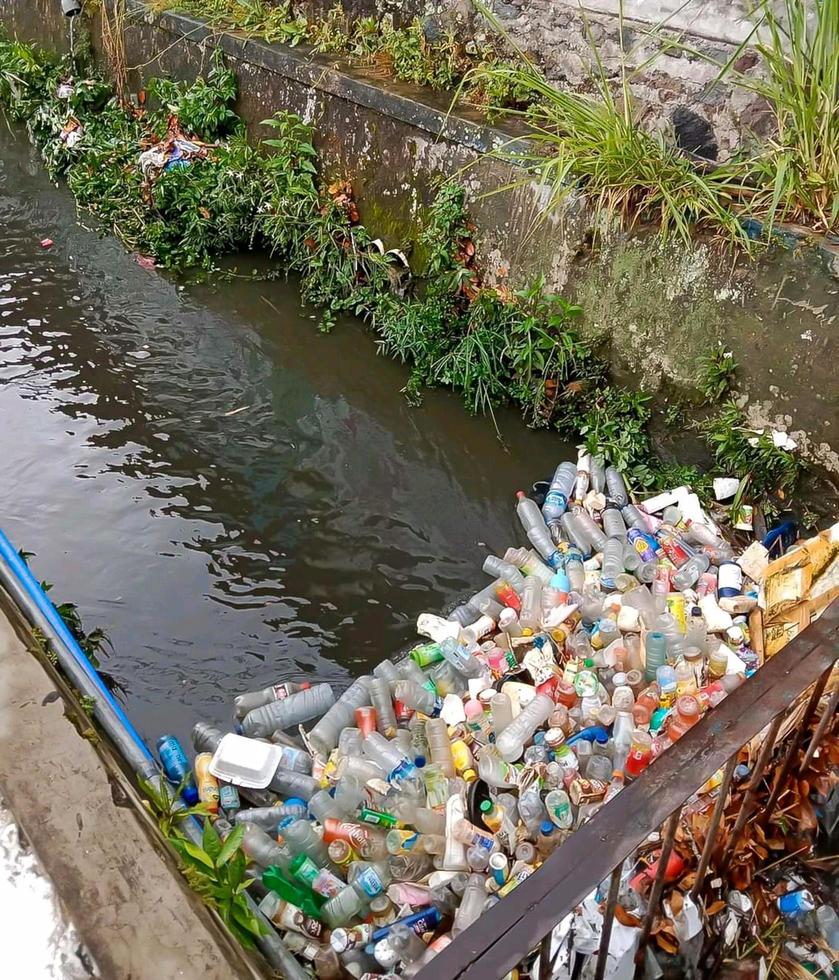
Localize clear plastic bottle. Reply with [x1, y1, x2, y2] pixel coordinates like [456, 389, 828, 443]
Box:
[564, 548, 586, 592]
[816, 904, 839, 951]
[477, 745, 518, 788]
[281, 817, 330, 867]
[369, 677, 398, 738]
[241, 684, 336, 738]
[544, 789, 573, 829]
[600, 537, 625, 590]
[590, 456, 606, 493]
[644, 631, 668, 682]
[425, 718, 456, 778]
[394, 680, 440, 717]
[536, 820, 560, 858]
[242, 823, 293, 869]
[519, 577, 543, 632]
[575, 510, 608, 554]
[233, 681, 311, 719]
[389, 922, 431, 963]
[671, 552, 711, 591]
[321, 885, 367, 929]
[490, 692, 514, 736]
[336, 754, 384, 784]
[362, 730, 415, 782]
[268, 767, 321, 801]
[308, 678, 372, 756]
[560, 511, 592, 557]
[236, 804, 303, 832]
[482, 555, 526, 593]
[452, 873, 487, 936]
[439, 636, 485, 680]
[518, 786, 548, 836]
[495, 693, 554, 762]
[308, 790, 344, 824]
[602, 505, 627, 541]
[605, 467, 629, 507]
[542, 461, 578, 536]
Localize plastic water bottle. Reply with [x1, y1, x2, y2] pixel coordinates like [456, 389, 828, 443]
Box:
[545, 789, 573, 829]
[362, 731, 415, 783]
[482, 555, 525, 593]
[542, 461, 577, 535]
[281, 817, 330, 867]
[368, 677, 398, 738]
[233, 681, 310, 719]
[452, 873, 487, 936]
[308, 677, 372, 756]
[515, 493, 558, 563]
[564, 548, 585, 592]
[235, 803, 306, 832]
[191, 722, 224, 754]
[156, 735, 199, 805]
[241, 683, 335, 738]
[600, 537, 624, 590]
[671, 552, 711, 591]
[560, 512, 592, 556]
[602, 505, 627, 540]
[644, 631, 668, 682]
[477, 746, 518, 788]
[518, 786, 548, 835]
[439, 636, 485, 679]
[241, 823, 293, 869]
[268, 767, 321, 801]
[393, 680, 440, 717]
[575, 510, 607, 553]
[495, 694, 554, 761]
[519, 577, 543, 632]
[425, 718, 456, 778]
[372, 659, 400, 686]
[575, 450, 591, 503]
[502, 547, 553, 584]
[490, 692, 514, 736]
[605, 466, 629, 506]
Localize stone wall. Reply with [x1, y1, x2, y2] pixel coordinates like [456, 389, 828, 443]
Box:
[1, 0, 837, 484]
[297, 0, 771, 157]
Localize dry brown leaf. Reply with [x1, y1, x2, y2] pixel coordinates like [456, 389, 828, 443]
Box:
[707, 900, 728, 916]
[670, 891, 684, 916]
[655, 933, 679, 955]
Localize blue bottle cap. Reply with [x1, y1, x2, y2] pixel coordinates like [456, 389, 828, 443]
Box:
[540, 820, 554, 834]
[285, 798, 306, 808]
[595, 730, 609, 744]
[278, 815, 294, 829]
[414, 755, 426, 768]
[233, 722, 244, 735]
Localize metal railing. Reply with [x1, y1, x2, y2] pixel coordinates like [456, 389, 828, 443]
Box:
[418, 598, 839, 980]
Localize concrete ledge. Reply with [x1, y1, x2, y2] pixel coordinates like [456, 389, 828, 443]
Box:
[0, 592, 259, 980]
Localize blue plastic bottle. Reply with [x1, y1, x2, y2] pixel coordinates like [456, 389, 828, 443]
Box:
[156, 735, 199, 805]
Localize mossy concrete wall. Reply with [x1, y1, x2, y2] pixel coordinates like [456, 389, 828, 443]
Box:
[2, 0, 837, 477]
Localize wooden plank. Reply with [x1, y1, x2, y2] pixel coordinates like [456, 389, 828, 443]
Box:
[418, 599, 839, 980]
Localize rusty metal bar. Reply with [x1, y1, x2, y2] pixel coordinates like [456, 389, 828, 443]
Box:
[593, 864, 624, 980]
[689, 752, 739, 901]
[536, 932, 552, 980]
[718, 714, 784, 874]
[761, 667, 832, 825]
[634, 810, 681, 976]
[414, 601, 839, 980]
[800, 684, 839, 772]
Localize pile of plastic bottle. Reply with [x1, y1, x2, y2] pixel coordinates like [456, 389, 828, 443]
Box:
[156, 453, 766, 978]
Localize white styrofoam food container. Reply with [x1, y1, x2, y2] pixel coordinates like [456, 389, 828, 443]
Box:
[208, 733, 282, 789]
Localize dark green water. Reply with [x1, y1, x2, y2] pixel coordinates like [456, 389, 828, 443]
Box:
[0, 125, 572, 749]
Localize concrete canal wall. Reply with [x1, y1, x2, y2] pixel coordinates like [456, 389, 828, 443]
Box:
[0, 590, 259, 980]
[2, 0, 838, 478]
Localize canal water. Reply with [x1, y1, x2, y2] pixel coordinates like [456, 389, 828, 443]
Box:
[0, 125, 571, 750]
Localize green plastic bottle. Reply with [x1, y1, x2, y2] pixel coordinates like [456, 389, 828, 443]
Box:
[262, 866, 324, 919]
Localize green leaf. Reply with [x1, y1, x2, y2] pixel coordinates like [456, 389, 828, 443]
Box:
[202, 819, 222, 862]
[178, 840, 215, 870]
[217, 824, 245, 868]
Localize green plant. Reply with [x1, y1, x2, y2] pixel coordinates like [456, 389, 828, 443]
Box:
[676, 0, 839, 234]
[699, 344, 737, 402]
[79, 694, 97, 717]
[573, 386, 654, 483]
[468, 3, 755, 249]
[701, 402, 801, 507]
[171, 821, 265, 949]
[138, 774, 212, 837]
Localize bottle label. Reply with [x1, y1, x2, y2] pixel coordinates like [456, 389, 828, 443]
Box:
[656, 531, 692, 566]
[388, 759, 415, 784]
[359, 807, 399, 828]
[718, 562, 743, 598]
[354, 867, 385, 898]
[627, 528, 658, 563]
[271, 683, 292, 700]
[544, 489, 568, 517]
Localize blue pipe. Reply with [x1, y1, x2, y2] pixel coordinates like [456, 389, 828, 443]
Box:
[0, 526, 155, 769]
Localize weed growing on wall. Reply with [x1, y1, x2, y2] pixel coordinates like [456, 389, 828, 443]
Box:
[0, 36, 802, 506]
